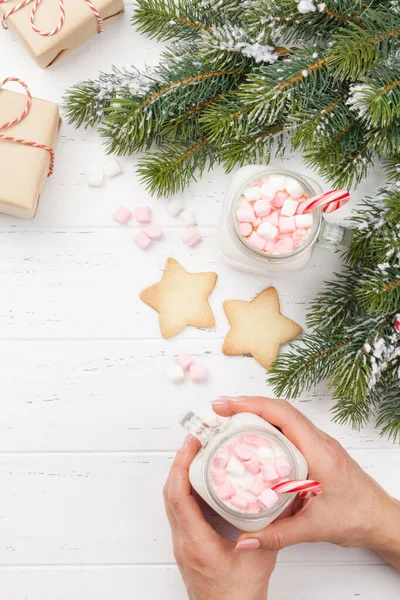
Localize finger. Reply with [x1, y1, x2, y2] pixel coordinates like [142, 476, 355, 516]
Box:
[212, 396, 323, 455]
[166, 435, 222, 543]
[235, 511, 314, 552]
[163, 478, 179, 533]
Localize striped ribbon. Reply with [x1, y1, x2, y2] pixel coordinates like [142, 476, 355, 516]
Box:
[1, 0, 103, 35]
[0, 77, 55, 176]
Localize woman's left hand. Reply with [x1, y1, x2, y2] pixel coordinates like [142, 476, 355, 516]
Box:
[164, 434, 278, 600]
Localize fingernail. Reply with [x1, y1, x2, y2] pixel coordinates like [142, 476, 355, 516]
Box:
[235, 538, 261, 551]
[211, 397, 229, 405]
[229, 396, 247, 402]
[180, 435, 194, 452]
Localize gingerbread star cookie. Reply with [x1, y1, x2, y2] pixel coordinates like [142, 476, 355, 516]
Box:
[222, 287, 301, 369]
[140, 258, 218, 339]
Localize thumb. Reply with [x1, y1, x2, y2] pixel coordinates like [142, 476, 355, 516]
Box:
[235, 513, 313, 552]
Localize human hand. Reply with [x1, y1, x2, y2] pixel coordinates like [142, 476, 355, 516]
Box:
[164, 434, 278, 600]
[212, 396, 400, 561]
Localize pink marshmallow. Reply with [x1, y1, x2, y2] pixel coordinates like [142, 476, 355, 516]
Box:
[239, 434, 261, 447]
[182, 226, 202, 247]
[276, 236, 295, 254]
[176, 352, 193, 371]
[292, 228, 310, 248]
[279, 216, 296, 233]
[258, 488, 279, 510]
[211, 469, 226, 485]
[275, 456, 292, 478]
[113, 205, 132, 224]
[254, 437, 273, 448]
[264, 240, 277, 254]
[245, 457, 261, 475]
[134, 231, 152, 250]
[272, 190, 289, 208]
[264, 210, 279, 227]
[248, 231, 267, 251]
[247, 502, 262, 513]
[135, 206, 152, 223]
[233, 445, 254, 461]
[213, 451, 230, 469]
[190, 364, 207, 382]
[230, 494, 249, 511]
[237, 205, 255, 223]
[144, 225, 162, 240]
[218, 481, 235, 500]
[239, 222, 252, 237]
[249, 478, 268, 497]
[263, 459, 280, 482]
[254, 199, 271, 217]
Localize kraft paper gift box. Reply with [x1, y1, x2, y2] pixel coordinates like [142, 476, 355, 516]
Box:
[0, 88, 60, 219]
[0, 0, 124, 68]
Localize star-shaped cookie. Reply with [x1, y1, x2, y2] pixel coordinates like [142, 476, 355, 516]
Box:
[222, 287, 301, 369]
[140, 258, 218, 339]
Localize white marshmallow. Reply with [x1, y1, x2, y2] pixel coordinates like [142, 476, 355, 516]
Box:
[104, 158, 122, 178]
[243, 186, 261, 201]
[167, 365, 185, 383]
[166, 198, 184, 217]
[284, 177, 304, 198]
[87, 170, 104, 187]
[257, 446, 275, 461]
[281, 198, 299, 217]
[237, 472, 256, 491]
[180, 209, 197, 227]
[260, 181, 277, 200]
[257, 221, 278, 239]
[269, 175, 286, 191]
[226, 455, 245, 477]
[295, 213, 314, 228]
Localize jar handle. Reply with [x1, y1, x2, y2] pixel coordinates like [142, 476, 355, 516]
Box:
[180, 411, 218, 447]
[317, 218, 353, 251]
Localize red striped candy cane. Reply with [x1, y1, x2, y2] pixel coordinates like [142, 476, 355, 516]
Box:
[0, 77, 55, 176]
[297, 190, 350, 215]
[271, 479, 323, 497]
[1, 0, 103, 34]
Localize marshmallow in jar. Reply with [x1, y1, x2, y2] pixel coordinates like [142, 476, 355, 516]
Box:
[181, 411, 308, 531]
[218, 166, 325, 274]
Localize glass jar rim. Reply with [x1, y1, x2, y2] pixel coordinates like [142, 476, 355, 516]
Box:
[229, 167, 322, 263]
[204, 426, 297, 522]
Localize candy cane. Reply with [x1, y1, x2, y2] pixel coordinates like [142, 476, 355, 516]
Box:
[0, 77, 55, 176]
[297, 190, 350, 215]
[271, 479, 323, 496]
[0, 0, 103, 34]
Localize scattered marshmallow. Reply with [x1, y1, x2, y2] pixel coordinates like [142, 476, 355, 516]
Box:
[258, 488, 279, 510]
[280, 198, 299, 217]
[264, 210, 280, 227]
[104, 158, 122, 178]
[249, 478, 268, 497]
[230, 494, 249, 511]
[190, 363, 207, 382]
[239, 222, 252, 237]
[218, 481, 235, 500]
[233, 445, 254, 461]
[134, 231, 152, 250]
[263, 459, 280, 482]
[272, 190, 289, 207]
[248, 231, 267, 250]
[284, 177, 304, 198]
[243, 186, 261, 201]
[135, 206, 152, 223]
[212, 470, 226, 485]
[295, 213, 314, 228]
[182, 226, 202, 247]
[257, 222, 278, 240]
[258, 446, 275, 461]
[226, 455, 245, 477]
[269, 175, 286, 191]
[254, 199, 271, 217]
[87, 170, 104, 187]
[279, 216, 296, 233]
[166, 198, 184, 217]
[260, 181, 277, 200]
[176, 352, 193, 371]
[113, 205, 131, 224]
[237, 205, 255, 223]
[180, 209, 197, 227]
[275, 456, 292, 478]
[276, 236, 295, 254]
[167, 365, 185, 382]
[144, 225, 162, 240]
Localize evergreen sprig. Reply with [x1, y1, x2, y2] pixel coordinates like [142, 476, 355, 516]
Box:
[269, 187, 400, 441]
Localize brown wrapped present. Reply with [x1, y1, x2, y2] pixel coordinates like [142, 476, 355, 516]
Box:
[0, 80, 60, 219]
[0, 0, 124, 68]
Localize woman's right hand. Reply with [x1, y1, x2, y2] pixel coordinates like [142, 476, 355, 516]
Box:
[212, 396, 400, 569]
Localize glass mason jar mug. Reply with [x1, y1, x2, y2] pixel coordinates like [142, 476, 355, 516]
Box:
[218, 165, 352, 274]
[181, 411, 308, 532]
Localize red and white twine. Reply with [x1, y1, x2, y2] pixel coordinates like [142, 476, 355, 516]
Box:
[0, 77, 55, 176]
[271, 479, 323, 498]
[0, 0, 103, 35]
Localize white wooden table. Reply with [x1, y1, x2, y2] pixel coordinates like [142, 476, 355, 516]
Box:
[1, 4, 399, 598]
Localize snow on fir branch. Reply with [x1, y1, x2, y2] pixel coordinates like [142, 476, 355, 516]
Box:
[64, 0, 400, 197]
[269, 187, 400, 441]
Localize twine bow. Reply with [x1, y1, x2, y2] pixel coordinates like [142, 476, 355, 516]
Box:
[0, 77, 55, 176]
[0, 0, 103, 35]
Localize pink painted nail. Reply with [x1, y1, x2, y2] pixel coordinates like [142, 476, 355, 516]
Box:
[235, 538, 261, 551]
[180, 435, 194, 452]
